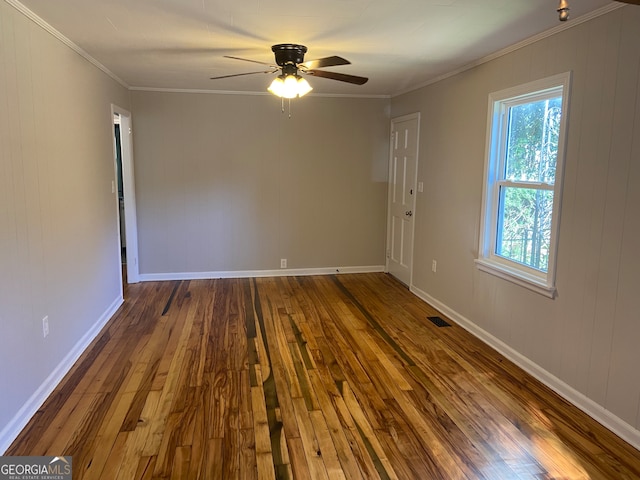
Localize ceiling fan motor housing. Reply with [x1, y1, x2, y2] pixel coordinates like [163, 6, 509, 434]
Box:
[272, 44, 307, 67]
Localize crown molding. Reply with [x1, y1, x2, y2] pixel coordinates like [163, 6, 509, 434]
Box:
[129, 86, 390, 99]
[5, 0, 129, 89]
[392, 3, 625, 97]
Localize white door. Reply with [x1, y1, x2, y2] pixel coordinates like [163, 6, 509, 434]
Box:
[387, 113, 420, 286]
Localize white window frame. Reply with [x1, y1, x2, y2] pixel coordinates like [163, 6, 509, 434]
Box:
[476, 72, 571, 298]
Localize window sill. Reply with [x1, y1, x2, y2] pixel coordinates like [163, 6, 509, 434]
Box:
[474, 258, 556, 299]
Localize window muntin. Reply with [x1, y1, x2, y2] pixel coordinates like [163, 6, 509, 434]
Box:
[477, 73, 570, 297]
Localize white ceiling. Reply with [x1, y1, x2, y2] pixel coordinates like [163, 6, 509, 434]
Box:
[11, 0, 626, 96]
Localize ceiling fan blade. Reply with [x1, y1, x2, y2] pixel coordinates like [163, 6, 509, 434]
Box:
[300, 55, 350, 70]
[224, 55, 275, 66]
[308, 69, 368, 85]
[210, 70, 277, 80]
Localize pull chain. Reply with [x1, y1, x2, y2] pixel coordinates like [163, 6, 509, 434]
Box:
[279, 97, 293, 118]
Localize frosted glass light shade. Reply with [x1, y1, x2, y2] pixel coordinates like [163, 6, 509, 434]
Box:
[268, 75, 312, 98]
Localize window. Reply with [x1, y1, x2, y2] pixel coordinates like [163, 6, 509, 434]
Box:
[476, 73, 571, 298]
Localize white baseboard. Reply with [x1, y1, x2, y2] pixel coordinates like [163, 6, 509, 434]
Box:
[139, 264, 386, 282]
[410, 284, 640, 452]
[0, 295, 124, 454]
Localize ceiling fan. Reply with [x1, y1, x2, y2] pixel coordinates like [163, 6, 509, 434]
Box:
[210, 44, 368, 98]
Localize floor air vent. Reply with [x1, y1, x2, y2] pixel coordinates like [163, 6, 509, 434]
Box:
[428, 316, 451, 327]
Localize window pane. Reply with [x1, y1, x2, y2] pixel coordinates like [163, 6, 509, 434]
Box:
[496, 186, 554, 272]
[505, 97, 562, 184]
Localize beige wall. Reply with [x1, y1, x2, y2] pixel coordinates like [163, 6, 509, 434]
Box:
[392, 6, 640, 445]
[131, 91, 390, 277]
[4, 0, 639, 455]
[0, 1, 130, 449]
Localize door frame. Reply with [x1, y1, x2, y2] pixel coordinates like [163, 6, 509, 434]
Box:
[386, 112, 420, 287]
[111, 104, 140, 284]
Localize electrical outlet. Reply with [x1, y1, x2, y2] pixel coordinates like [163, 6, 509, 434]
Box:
[432, 260, 437, 273]
[280, 258, 287, 268]
[42, 316, 49, 338]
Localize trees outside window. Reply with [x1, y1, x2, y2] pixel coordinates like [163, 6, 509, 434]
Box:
[477, 73, 571, 298]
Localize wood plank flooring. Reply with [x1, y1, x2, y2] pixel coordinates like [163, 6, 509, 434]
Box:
[7, 273, 640, 479]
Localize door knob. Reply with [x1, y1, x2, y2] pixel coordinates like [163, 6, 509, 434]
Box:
[405, 211, 413, 217]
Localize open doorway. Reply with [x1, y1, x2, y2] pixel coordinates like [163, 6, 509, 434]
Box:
[112, 105, 139, 284]
[114, 114, 125, 266]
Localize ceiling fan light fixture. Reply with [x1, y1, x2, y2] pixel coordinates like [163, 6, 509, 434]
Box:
[268, 74, 312, 98]
[267, 76, 285, 96]
[282, 75, 299, 98]
[296, 77, 313, 97]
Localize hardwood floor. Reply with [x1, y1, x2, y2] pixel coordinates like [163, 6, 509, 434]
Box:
[7, 273, 640, 479]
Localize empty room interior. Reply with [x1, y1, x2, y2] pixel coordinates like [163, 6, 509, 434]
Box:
[1, 0, 640, 478]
